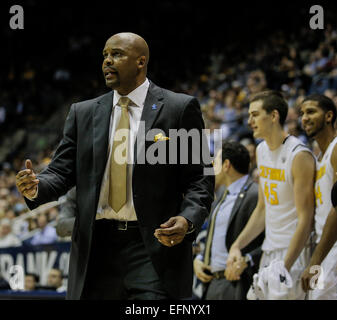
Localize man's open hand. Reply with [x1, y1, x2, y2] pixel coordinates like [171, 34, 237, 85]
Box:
[154, 216, 189, 247]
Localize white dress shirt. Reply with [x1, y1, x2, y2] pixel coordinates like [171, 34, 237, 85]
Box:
[95, 78, 150, 221]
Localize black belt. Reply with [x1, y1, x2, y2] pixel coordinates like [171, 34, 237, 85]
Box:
[212, 270, 226, 279]
[96, 219, 139, 231]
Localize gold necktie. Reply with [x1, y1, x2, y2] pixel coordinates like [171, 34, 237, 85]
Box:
[109, 97, 131, 212]
[204, 189, 229, 266]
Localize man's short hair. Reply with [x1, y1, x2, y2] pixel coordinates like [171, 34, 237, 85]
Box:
[250, 90, 288, 126]
[221, 140, 250, 174]
[302, 94, 337, 127]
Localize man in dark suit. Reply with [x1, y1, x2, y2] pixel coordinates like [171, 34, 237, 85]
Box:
[15, 32, 214, 300]
[194, 141, 263, 299]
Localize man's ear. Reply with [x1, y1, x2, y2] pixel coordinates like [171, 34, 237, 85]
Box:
[138, 56, 146, 68]
[326, 110, 334, 125]
[223, 159, 231, 172]
[271, 109, 280, 124]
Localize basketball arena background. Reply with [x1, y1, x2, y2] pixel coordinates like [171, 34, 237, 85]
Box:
[1, 0, 337, 301]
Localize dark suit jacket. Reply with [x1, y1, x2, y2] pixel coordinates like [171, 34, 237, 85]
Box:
[56, 187, 76, 237]
[204, 177, 264, 299]
[25, 81, 215, 299]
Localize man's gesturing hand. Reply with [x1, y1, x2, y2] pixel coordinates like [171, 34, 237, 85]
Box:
[16, 159, 39, 199]
[154, 216, 189, 247]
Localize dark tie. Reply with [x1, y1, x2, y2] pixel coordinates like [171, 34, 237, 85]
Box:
[108, 97, 131, 212]
[204, 189, 229, 266]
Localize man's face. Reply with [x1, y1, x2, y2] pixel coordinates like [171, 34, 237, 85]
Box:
[37, 214, 47, 229]
[214, 149, 224, 177]
[300, 101, 326, 138]
[0, 224, 10, 237]
[248, 100, 272, 139]
[24, 276, 36, 291]
[47, 269, 62, 288]
[102, 35, 140, 93]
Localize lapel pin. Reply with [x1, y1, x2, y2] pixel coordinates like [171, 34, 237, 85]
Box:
[152, 104, 157, 110]
[239, 193, 244, 198]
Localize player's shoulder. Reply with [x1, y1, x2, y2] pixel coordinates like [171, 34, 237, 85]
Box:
[329, 136, 337, 154]
[329, 138, 337, 167]
[291, 147, 315, 174]
[285, 135, 311, 154]
[256, 140, 267, 153]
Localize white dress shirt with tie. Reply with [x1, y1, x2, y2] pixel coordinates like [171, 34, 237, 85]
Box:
[95, 78, 150, 221]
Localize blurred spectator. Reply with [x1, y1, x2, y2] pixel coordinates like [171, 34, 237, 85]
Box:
[24, 273, 39, 291]
[47, 268, 67, 292]
[246, 70, 267, 95]
[48, 207, 60, 222]
[10, 202, 30, 239]
[0, 218, 22, 248]
[29, 213, 58, 246]
[286, 119, 308, 145]
[206, 119, 227, 157]
[27, 217, 38, 232]
[0, 274, 10, 290]
[240, 138, 259, 183]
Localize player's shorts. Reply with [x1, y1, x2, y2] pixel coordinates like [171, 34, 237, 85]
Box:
[250, 246, 310, 300]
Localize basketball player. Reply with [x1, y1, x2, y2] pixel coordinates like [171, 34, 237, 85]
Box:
[226, 90, 315, 299]
[300, 94, 337, 299]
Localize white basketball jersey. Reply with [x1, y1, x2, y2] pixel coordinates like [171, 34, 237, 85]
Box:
[257, 136, 312, 251]
[314, 136, 337, 244]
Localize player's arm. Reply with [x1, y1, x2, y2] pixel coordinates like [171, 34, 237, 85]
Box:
[301, 146, 337, 291]
[306, 145, 337, 267]
[284, 151, 315, 271]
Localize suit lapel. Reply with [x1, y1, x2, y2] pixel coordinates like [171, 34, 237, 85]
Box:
[227, 178, 253, 228]
[140, 81, 164, 133]
[93, 91, 113, 186]
[133, 82, 164, 164]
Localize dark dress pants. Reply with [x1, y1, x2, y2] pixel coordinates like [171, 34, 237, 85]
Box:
[205, 277, 248, 300]
[81, 219, 168, 300]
